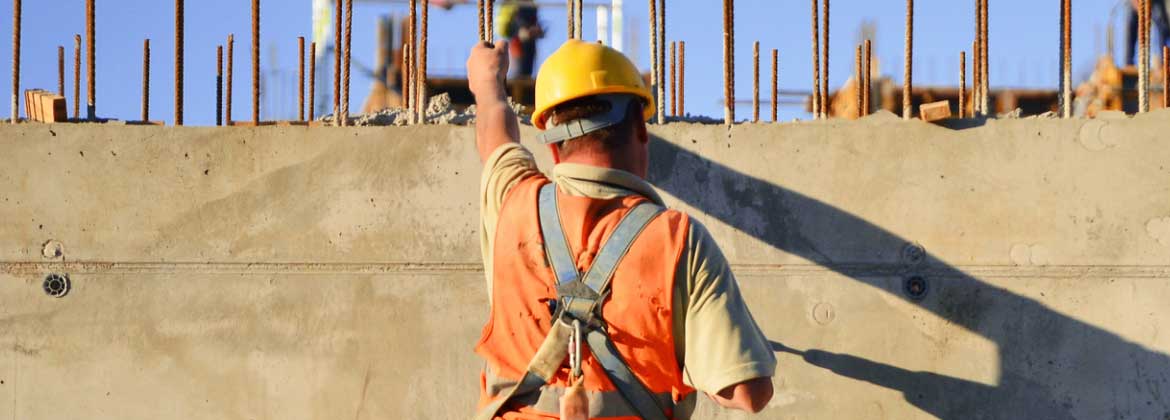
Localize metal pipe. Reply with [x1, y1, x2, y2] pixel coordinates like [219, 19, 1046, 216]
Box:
[959, 51, 967, 118]
[657, 0, 665, 123]
[73, 34, 80, 119]
[58, 46, 64, 97]
[678, 40, 685, 116]
[811, 0, 820, 119]
[310, 42, 317, 120]
[863, 39, 871, 116]
[175, 0, 184, 126]
[343, 0, 353, 126]
[772, 48, 778, 122]
[299, 37, 305, 121]
[723, 0, 734, 125]
[417, 0, 428, 124]
[10, 0, 19, 123]
[216, 44, 222, 126]
[753, 41, 760, 123]
[145, 39, 152, 123]
[87, 0, 95, 120]
[903, 0, 913, 120]
[253, 0, 261, 124]
[821, 0, 829, 118]
[226, 34, 234, 125]
[670, 41, 677, 117]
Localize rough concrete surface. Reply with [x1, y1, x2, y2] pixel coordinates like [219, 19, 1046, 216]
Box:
[2, 113, 1170, 419]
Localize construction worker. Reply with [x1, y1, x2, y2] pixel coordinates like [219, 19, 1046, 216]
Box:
[496, 0, 545, 77]
[1126, 0, 1170, 66]
[467, 38, 776, 419]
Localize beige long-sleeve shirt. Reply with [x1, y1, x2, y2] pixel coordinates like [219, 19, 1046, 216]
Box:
[479, 143, 776, 395]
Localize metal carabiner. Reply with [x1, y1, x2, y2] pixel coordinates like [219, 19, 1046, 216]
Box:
[568, 318, 583, 381]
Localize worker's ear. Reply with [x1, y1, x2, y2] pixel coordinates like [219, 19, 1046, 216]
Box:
[549, 144, 562, 164]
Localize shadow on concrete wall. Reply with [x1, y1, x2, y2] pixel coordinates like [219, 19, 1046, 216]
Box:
[646, 136, 1170, 419]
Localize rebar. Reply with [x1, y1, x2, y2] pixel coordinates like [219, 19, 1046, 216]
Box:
[343, 0, 353, 126]
[227, 34, 234, 125]
[959, 51, 967, 118]
[10, 0, 19, 123]
[811, 0, 820, 119]
[1164, 46, 1169, 109]
[771, 49, 778, 122]
[567, 0, 574, 38]
[310, 42, 317, 120]
[1061, 0, 1071, 118]
[821, 0, 829, 118]
[479, 0, 487, 41]
[299, 37, 305, 121]
[403, 43, 412, 112]
[486, 0, 494, 41]
[73, 34, 80, 119]
[144, 39, 152, 123]
[855, 43, 862, 119]
[175, 0, 184, 125]
[723, 0, 734, 125]
[657, 0, 665, 124]
[753, 41, 760, 123]
[903, 0, 913, 120]
[980, 0, 989, 115]
[86, 0, 95, 120]
[408, 0, 417, 123]
[679, 41, 685, 116]
[670, 41, 677, 117]
[57, 46, 64, 97]
[863, 39, 871, 116]
[973, 39, 980, 115]
[1140, 0, 1150, 113]
[417, 0, 428, 125]
[216, 45, 222, 126]
[577, 0, 584, 39]
[649, 0, 658, 123]
[253, 0, 261, 124]
[335, 0, 344, 123]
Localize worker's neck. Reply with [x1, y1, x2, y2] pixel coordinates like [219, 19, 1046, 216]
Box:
[559, 151, 647, 179]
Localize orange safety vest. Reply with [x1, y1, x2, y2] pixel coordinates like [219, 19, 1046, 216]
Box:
[474, 176, 696, 419]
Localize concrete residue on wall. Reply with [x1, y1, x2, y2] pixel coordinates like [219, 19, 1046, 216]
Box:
[1149, 217, 1170, 247]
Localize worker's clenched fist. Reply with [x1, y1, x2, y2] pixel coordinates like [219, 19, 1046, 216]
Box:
[467, 40, 510, 102]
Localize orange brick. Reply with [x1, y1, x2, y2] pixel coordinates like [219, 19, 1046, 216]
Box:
[919, 100, 952, 122]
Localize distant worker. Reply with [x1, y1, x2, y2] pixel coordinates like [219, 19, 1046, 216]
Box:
[466, 39, 776, 419]
[496, 0, 545, 77]
[1125, 0, 1170, 66]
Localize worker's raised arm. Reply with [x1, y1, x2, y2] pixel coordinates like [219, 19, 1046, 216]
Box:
[467, 40, 521, 163]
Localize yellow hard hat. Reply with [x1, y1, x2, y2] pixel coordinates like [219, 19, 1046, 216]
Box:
[531, 40, 655, 129]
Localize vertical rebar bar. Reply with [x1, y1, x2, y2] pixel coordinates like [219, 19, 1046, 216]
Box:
[253, 0, 261, 124]
[144, 39, 152, 123]
[174, 0, 184, 125]
[771, 49, 778, 122]
[1164, 45, 1169, 109]
[657, 0, 665, 124]
[679, 41, 685, 116]
[972, 39, 980, 115]
[299, 36, 305, 121]
[10, 0, 19, 123]
[216, 45, 222, 126]
[417, 0, 428, 124]
[753, 41, 760, 123]
[403, 43, 412, 112]
[670, 41, 677, 117]
[73, 34, 80, 119]
[1140, 0, 1150, 113]
[855, 43, 862, 119]
[567, 0, 574, 38]
[811, 0, 820, 119]
[486, 0, 494, 41]
[1061, 0, 1071, 118]
[227, 34, 234, 125]
[723, 0, 734, 125]
[343, 0, 353, 126]
[863, 39, 871, 116]
[57, 46, 64, 97]
[960, 51, 967, 118]
[649, 0, 658, 123]
[821, 0, 829, 118]
[408, 0, 417, 122]
[310, 42, 317, 120]
[86, 0, 95, 120]
[577, 0, 584, 39]
[980, 0, 989, 115]
[903, 0, 913, 120]
[479, 0, 486, 41]
[335, 0, 344, 123]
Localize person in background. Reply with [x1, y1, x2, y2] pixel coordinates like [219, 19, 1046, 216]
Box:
[496, 0, 545, 77]
[1126, 0, 1170, 66]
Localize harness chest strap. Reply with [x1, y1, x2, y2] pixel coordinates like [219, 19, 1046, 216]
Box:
[473, 183, 670, 420]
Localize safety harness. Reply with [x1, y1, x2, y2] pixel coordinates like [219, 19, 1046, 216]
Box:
[474, 183, 672, 420]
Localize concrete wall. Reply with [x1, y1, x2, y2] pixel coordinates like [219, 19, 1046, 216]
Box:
[1, 112, 1169, 419]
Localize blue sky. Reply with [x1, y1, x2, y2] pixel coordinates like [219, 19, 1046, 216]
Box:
[0, 0, 1137, 125]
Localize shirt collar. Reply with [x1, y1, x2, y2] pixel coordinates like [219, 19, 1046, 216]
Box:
[551, 163, 666, 206]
